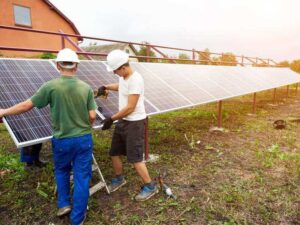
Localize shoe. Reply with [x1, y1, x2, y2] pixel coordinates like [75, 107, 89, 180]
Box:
[108, 177, 127, 193]
[135, 184, 159, 202]
[25, 162, 34, 170]
[57, 206, 71, 217]
[34, 159, 47, 168]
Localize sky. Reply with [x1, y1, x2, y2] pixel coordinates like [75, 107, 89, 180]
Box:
[50, 0, 300, 62]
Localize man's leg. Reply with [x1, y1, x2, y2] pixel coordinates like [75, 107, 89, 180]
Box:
[111, 155, 123, 175]
[52, 138, 73, 211]
[133, 162, 151, 183]
[70, 134, 93, 225]
[20, 146, 35, 165]
[108, 156, 127, 192]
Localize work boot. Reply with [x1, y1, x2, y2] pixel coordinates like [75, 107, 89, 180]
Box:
[135, 183, 159, 202]
[108, 176, 127, 193]
[34, 159, 47, 168]
[57, 205, 71, 217]
[25, 162, 35, 170]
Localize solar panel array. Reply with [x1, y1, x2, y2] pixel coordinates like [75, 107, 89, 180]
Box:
[0, 59, 299, 148]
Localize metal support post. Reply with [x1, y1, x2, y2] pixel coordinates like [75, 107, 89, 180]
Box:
[192, 49, 196, 64]
[61, 36, 65, 49]
[144, 117, 149, 161]
[146, 44, 151, 63]
[217, 100, 222, 128]
[253, 92, 257, 113]
[273, 88, 276, 103]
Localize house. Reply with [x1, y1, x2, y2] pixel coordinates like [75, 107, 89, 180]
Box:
[82, 43, 139, 62]
[0, 0, 82, 57]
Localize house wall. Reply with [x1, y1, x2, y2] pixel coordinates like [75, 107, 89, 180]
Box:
[0, 0, 80, 57]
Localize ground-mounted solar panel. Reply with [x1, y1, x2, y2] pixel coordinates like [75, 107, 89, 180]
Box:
[131, 63, 193, 112]
[1, 59, 300, 149]
[135, 63, 300, 106]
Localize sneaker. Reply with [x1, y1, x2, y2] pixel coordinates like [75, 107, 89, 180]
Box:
[34, 159, 47, 168]
[57, 205, 71, 217]
[108, 177, 127, 193]
[135, 184, 159, 201]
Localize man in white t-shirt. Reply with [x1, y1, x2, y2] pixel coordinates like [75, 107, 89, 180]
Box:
[97, 50, 158, 201]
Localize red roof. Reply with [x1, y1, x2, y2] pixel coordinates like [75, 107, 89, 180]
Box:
[42, 0, 83, 41]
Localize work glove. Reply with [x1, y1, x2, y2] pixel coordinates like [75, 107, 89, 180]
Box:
[101, 117, 113, 130]
[95, 86, 107, 98]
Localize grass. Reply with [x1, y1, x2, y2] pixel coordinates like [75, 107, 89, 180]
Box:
[0, 87, 300, 224]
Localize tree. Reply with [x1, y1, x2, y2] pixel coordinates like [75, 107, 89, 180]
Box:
[137, 45, 157, 62]
[290, 60, 300, 73]
[278, 61, 290, 67]
[199, 48, 211, 65]
[218, 52, 237, 66]
[178, 53, 190, 64]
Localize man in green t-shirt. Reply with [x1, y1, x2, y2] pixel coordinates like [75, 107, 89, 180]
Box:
[0, 48, 97, 225]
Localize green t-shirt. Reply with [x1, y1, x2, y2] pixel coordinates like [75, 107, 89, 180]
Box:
[31, 76, 97, 139]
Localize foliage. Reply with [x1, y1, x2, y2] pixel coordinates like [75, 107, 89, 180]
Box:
[137, 44, 157, 62]
[210, 52, 237, 66]
[0, 147, 24, 181]
[178, 53, 191, 64]
[278, 60, 290, 67]
[290, 60, 300, 73]
[40, 52, 56, 59]
[199, 48, 211, 65]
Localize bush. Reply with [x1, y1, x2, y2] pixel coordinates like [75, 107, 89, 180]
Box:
[40, 52, 56, 59]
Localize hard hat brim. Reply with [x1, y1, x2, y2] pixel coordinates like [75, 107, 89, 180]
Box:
[106, 64, 114, 72]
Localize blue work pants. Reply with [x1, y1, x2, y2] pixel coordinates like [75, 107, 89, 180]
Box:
[52, 134, 93, 225]
[20, 143, 42, 163]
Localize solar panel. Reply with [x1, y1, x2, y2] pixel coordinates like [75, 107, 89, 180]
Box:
[0, 59, 105, 148]
[1, 59, 299, 149]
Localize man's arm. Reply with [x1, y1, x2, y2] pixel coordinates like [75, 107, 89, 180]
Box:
[0, 99, 34, 118]
[101, 94, 139, 130]
[105, 83, 119, 91]
[89, 110, 96, 125]
[111, 94, 139, 121]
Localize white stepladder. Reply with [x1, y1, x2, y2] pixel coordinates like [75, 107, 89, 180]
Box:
[89, 154, 110, 195]
[54, 153, 110, 196]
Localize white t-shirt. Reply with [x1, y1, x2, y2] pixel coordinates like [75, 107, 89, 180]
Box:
[119, 71, 146, 121]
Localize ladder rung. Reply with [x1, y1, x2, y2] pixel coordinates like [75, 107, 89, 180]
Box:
[89, 181, 106, 196]
[92, 164, 98, 171]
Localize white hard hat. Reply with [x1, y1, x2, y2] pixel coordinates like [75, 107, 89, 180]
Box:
[56, 48, 80, 63]
[106, 50, 129, 72]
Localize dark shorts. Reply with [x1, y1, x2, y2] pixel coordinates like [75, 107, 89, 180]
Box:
[110, 118, 147, 163]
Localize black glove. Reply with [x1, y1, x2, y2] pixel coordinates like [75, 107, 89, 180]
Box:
[95, 86, 106, 98]
[101, 117, 113, 130]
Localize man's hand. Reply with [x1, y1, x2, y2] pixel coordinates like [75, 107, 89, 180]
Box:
[95, 86, 107, 98]
[101, 117, 113, 130]
[0, 109, 5, 120]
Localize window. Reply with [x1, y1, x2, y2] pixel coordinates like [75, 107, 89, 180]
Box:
[14, 5, 32, 27]
[125, 49, 130, 54]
